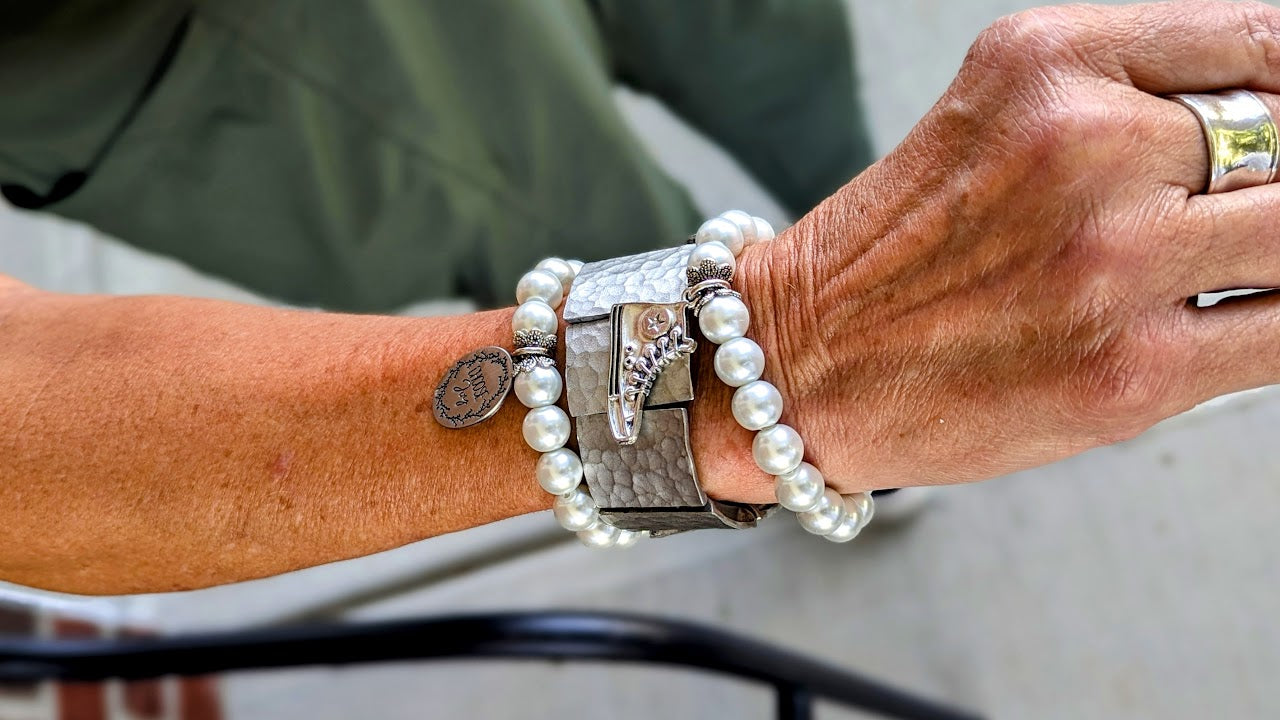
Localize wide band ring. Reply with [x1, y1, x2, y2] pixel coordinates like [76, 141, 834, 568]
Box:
[1171, 89, 1279, 194]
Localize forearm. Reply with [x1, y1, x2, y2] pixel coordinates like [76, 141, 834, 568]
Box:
[0, 286, 549, 594]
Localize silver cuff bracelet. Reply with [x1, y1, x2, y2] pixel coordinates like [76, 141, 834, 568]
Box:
[563, 244, 775, 536]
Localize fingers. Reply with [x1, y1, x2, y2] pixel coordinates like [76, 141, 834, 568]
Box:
[1173, 183, 1280, 294]
[1045, 1, 1280, 94]
[1184, 289, 1280, 397]
[970, 3, 1280, 196]
[1144, 90, 1280, 193]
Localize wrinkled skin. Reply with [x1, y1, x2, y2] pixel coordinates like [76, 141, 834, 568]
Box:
[705, 1, 1280, 500]
[10, 1, 1280, 594]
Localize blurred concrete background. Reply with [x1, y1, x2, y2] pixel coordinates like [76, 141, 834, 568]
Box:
[3, 1, 1279, 719]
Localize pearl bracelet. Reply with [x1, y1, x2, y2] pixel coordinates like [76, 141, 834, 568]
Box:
[512, 258, 644, 549]
[435, 219, 870, 546]
[687, 211, 875, 543]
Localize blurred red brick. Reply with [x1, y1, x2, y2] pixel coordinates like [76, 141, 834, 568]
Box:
[121, 628, 165, 719]
[7, 613, 223, 720]
[179, 676, 223, 720]
[0, 603, 34, 634]
[54, 617, 106, 720]
[58, 682, 106, 720]
[52, 617, 99, 639]
[0, 603, 39, 697]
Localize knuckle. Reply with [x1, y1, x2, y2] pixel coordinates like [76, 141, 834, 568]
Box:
[972, 7, 1081, 66]
[969, 11, 1046, 70]
[955, 9, 1112, 140]
[1239, 1, 1280, 72]
[989, 8, 1058, 50]
[1065, 197, 1114, 263]
[1076, 323, 1174, 435]
[1096, 190, 1182, 272]
[1019, 92, 1125, 167]
[1034, 95, 1112, 144]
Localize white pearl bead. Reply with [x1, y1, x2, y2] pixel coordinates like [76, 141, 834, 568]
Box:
[687, 240, 736, 275]
[695, 217, 745, 256]
[713, 337, 765, 387]
[698, 295, 749, 344]
[825, 514, 863, 543]
[578, 520, 620, 548]
[752, 424, 804, 475]
[554, 489, 597, 531]
[536, 258, 576, 291]
[614, 529, 643, 548]
[775, 462, 825, 512]
[514, 366, 562, 407]
[720, 210, 758, 247]
[536, 448, 583, 495]
[566, 259, 585, 275]
[846, 492, 875, 528]
[515, 269, 564, 307]
[798, 488, 847, 535]
[732, 380, 783, 431]
[752, 217, 776, 244]
[512, 299, 558, 335]
[522, 405, 570, 452]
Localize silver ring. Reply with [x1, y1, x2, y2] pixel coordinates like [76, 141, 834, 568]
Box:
[1171, 89, 1279, 194]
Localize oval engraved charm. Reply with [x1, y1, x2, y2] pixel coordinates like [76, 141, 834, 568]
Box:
[433, 347, 513, 429]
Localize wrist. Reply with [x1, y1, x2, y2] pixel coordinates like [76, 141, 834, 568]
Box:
[555, 211, 877, 542]
[379, 309, 556, 530]
[691, 240, 795, 504]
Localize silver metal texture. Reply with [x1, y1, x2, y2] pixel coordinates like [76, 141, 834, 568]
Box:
[576, 409, 769, 535]
[1171, 89, 1280, 194]
[513, 354, 556, 374]
[685, 258, 734, 286]
[606, 302, 697, 444]
[433, 346, 513, 428]
[686, 284, 741, 318]
[513, 328, 557, 352]
[565, 243, 776, 533]
[564, 310, 694, 418]
[512, 328, 557, 374]
[563, 245, 695, 322]
[578, 408, 705, 508]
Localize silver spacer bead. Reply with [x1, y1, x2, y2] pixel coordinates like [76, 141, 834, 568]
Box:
[685, 258, 735, 286]
[513, 329, 558, 353]
[513, 328, 559, 373]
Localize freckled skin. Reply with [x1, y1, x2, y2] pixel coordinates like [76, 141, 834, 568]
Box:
[7, 1, 1280, 593]
[270, 450, 294, 481]
[0, 285, 551, 594]
[700, 1, 1280, 501]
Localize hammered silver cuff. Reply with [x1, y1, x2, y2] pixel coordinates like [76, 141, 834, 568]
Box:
[563, 245, 774, 536]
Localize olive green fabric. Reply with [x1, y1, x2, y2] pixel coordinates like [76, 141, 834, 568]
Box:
[0, 0, 872, 311]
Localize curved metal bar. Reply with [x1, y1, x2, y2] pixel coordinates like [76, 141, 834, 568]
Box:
[776, 684, 815, 720]
[0, 610, 983, 720]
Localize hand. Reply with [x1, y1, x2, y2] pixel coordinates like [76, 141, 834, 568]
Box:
[707, 1, 1280, 499]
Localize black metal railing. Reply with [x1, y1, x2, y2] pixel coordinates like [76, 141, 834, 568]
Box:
[0, 610, 984, 720]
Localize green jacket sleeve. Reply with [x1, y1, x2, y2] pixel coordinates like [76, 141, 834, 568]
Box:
[0, 1, 866, 312]
[0, 1, 704, 311]
[588, 0, 875, 216]
[0, 1, 190, 204]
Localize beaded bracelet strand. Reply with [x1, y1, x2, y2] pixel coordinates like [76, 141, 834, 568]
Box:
[686, 211, 875, 543]
[511, 258, 644, 549]
[509, 212, 872, 546]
